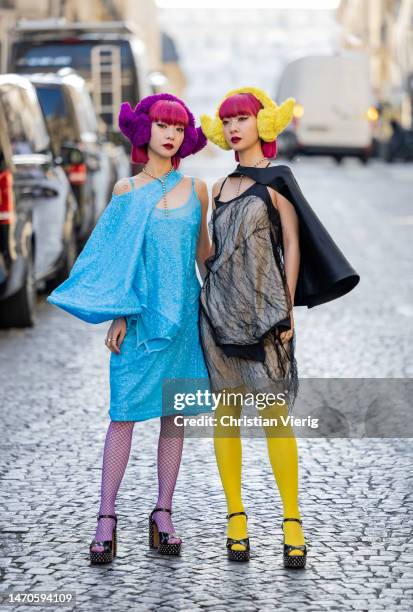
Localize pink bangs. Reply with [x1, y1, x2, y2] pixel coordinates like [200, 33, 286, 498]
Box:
[219, 93, 263, 119]
[148, 99, 189, 126]
[219, 92, 277, 161]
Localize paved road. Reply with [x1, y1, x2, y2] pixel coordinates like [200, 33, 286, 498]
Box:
[0, 156, 412, 611]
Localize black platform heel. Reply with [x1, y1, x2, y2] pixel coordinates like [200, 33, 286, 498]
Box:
[281, 517, 307, 568]
[89, 513, 117, 564]
[226, 511, 250, 562]
[149, 507, 182, 556]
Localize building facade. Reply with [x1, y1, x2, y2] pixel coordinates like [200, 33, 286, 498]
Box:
[337, 0, 413, 126]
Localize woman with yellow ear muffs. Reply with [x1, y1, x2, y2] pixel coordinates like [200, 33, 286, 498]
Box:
[199, 87, 360, 567]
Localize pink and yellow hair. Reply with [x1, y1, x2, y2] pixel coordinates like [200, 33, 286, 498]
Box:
[200, 86, 295, 160]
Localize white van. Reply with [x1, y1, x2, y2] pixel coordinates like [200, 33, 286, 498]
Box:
[276, 51, 378, 163]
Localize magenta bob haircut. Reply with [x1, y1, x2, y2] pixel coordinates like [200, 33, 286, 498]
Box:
[219, 92, 277, 161]
[118, 93, 207, 169]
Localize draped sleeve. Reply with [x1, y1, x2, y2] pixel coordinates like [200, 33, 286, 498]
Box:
[47, 190, 151, 323]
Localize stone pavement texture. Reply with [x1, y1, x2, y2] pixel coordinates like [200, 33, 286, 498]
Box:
[0, 157, 412, 611]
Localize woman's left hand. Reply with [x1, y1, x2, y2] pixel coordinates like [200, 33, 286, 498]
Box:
[279, 312, 295, 344]
[105, 317, 127, 354]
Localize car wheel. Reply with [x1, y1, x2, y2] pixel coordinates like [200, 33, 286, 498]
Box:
[0, 239, 37, 328]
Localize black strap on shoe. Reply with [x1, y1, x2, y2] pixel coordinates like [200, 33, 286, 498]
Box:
[227, 537, 250, 548]
[151, 507, 172, 519]
[226, 511, 248, 520]
[284, 544, 306, 553]
[97, 513, 118, 525]
[90, 539, 112, 548]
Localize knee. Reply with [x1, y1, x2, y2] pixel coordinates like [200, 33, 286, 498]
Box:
[259, 403, 295, 438]
[110, 420, 135, 432]
[214, 402, 242, 420]
[214, 403, 242, 438]
[160, 414, 184, 439]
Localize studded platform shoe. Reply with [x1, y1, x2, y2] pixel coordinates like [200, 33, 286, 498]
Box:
[282, 517, 307, 568]
[89, 513, 117, 564]
[226, 511, 250, 562]
[149, 507, 182, 556]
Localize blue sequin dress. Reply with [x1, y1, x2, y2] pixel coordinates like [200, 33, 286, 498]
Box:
[109, 176, 209, 421]
[47, 171, 210, 422]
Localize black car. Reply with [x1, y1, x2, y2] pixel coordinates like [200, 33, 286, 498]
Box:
[10, 21, 151, 141]
[0, 74, 78, 328]
[28, 69, 114, 249]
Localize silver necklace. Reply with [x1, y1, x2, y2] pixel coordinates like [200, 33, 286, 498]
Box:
[236, 157, 269, 196]
[142, 166, 174, 216]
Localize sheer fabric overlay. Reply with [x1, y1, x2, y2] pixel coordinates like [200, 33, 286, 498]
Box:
[200, 182, 299, 414]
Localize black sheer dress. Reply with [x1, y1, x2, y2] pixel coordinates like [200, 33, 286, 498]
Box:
[199, 174, 299, 413]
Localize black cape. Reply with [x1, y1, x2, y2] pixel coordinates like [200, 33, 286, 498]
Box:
[229, 164, 360, 308]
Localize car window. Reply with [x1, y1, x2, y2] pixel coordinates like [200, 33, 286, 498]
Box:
[0, 84, 50, 155]
[35, 85, 78, 152]
[15, 40, 132, 69]
[68, 85, 98, 140]
[13, 41, 139, 127]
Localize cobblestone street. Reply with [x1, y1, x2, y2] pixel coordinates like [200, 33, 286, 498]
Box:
[0, 157, 412, 611]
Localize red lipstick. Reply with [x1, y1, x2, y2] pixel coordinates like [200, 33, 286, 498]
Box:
[231, 137, 241, 143]
[163, 143, 174, 150]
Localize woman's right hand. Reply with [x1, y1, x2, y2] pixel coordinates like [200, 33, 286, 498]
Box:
[279, 311, 295, 345]
[105, 317, 127, 354]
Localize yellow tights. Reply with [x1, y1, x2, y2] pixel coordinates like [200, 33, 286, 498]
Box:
[214, 391, 305, 555]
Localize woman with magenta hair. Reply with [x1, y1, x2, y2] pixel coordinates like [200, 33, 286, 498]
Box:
[47, 93, 212, 563]
[200, 87, 359, 566]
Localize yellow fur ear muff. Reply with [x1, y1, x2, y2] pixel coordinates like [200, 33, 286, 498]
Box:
[200, 114, 231, 150]
[257, 98, 295, 142]
[200, 87, 295, 149]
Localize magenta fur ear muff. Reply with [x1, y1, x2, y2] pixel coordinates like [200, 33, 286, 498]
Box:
[118, 93, 207, 158]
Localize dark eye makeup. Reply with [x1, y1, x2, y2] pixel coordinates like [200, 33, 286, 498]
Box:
[157, 122, 184, 132]
[222, 115, 249, 124]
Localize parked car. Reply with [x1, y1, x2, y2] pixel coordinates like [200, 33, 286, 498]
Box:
[276, 51, 379, 163]
[10, 20, 151, 143]
[0, 74, 78, 328]
[27, 69, 114, 248]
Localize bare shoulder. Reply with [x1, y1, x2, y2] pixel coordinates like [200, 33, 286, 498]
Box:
[112, 178, 132, 196]
[192, 177, 208, 211]
[266, 185, 297, 219]
[193, 177, 207, 194]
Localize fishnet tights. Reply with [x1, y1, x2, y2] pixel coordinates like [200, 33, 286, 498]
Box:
[91, 416, 184, 552]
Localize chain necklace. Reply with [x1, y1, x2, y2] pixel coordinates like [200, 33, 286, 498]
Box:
[236, 157, 269, 196]
[142, 165, 174, 216]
